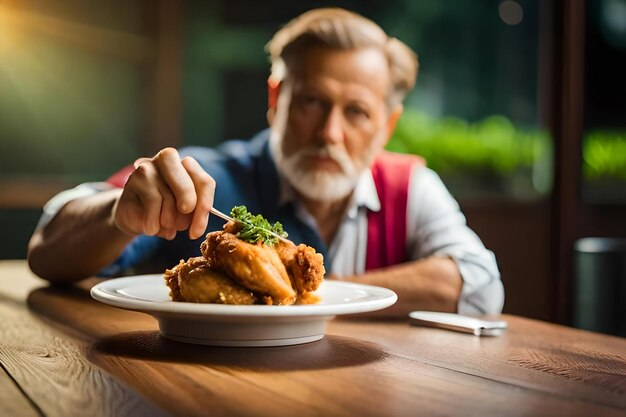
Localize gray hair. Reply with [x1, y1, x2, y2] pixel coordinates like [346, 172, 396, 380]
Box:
[266, 8, 418, 107]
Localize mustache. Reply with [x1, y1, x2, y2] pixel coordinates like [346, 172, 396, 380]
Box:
[294, 145, 357, 177]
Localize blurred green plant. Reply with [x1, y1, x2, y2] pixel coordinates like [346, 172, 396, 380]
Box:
[387, 110, 626, 198]
[386, 109, 551, 178]
[583, 130, 626, 180]
[387, 109, 626, 180]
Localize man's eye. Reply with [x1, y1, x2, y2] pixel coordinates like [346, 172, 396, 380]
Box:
[303, 96, 322, 106]
[346, 106, 368, 118]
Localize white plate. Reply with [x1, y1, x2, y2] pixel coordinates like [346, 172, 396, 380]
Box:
[90, 275, 397, 347]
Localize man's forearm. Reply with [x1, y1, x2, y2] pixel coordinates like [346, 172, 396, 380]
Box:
[342, 257, 463, 318]
[28, 188, 136, 283]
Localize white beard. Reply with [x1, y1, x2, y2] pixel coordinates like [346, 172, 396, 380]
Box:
[279, 145, 360, 202]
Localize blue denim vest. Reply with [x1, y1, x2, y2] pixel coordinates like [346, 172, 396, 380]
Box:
[101, 129, 327, 276]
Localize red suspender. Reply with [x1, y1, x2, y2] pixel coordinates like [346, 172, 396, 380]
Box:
[106, 165, 135, 188]
[365, 152, 424, 271]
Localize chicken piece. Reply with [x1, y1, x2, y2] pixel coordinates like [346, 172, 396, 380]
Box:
[164, 257, 257, 304]
[201, 231, 297, 305]
[275, 241, 325, 295]
[295, 291, 321, 305]
[164, 261, 184, 301]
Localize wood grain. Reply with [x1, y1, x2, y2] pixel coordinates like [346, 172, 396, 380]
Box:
[23, 284, 626, 417]
[329, 318, 626, 409]
[508, 346, 626, 394]
[84, 331, 624, 417]
[0, 298, 168, 417]
[0, 363, 40, 417]
[2, 260, 626, 417]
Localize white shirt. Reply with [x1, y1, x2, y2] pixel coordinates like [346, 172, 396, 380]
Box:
[37, 166, 504, 315]
[279, 165, 504, 315]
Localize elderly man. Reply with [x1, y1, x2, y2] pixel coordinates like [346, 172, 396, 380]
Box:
[28, 8, 503, 316]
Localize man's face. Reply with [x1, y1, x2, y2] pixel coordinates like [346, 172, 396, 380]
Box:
[274, 45, 394, 202]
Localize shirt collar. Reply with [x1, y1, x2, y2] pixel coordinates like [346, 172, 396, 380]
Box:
[277, 168, 381, 219]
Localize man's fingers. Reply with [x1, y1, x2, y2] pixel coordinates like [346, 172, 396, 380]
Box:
[133, 157, 151, 168]
[158, 183, 177, 230]
[189, 207, 209, 240]
[130, 163, 162, 236]
[181, 156, 215, 240]
[152, 148, 197, 214]
[173, 212, 192, 231]
[156, 228, 177, 241]
[123, 150, 215, 240]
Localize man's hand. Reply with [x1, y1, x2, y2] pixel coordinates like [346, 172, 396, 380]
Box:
[338, 257, 463, 318]
[113, 148, 216, 240]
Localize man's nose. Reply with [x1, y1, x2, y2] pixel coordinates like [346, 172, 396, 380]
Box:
[320, 107, 344, 145]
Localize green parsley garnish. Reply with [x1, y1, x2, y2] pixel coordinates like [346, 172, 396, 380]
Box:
[230, 205, 288, 246]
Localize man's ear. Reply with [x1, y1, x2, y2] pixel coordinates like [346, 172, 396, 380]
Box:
[384, 104, 404, 145]
[266, 77, 281, 125]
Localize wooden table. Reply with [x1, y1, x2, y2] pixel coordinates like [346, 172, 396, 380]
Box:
[1, 260, 625, 417]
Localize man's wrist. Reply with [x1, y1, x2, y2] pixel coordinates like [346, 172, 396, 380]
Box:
[107, 189, 138, 239]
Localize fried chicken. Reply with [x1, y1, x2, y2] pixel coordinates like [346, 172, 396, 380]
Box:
[202, 231, 296, 305]
[275, 241, 325, 295]
[165, 220, 325, 305]
[165, 256, 257, 304]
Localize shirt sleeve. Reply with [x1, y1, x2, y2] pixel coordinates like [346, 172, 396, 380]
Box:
[35, 182, 113, 231]
[406, 167, 505, 315]
[35, 182, 160, 277]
